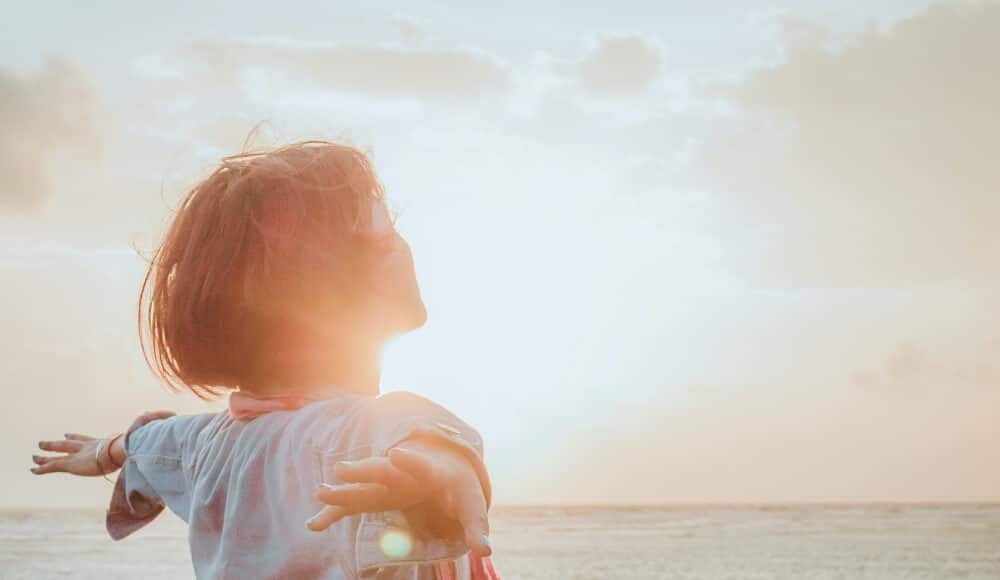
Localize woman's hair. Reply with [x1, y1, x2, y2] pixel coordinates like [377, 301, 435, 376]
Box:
[139, 141, 393, 399]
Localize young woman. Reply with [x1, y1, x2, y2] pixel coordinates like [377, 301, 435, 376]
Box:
[30, 141, 500, 579]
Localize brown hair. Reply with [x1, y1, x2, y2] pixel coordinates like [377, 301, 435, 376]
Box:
[139, 141, 393, 399]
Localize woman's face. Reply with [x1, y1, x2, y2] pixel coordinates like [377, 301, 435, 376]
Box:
[367, 203, 427, 336]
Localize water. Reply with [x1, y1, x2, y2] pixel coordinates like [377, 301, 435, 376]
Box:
[1, 505, 998, 579]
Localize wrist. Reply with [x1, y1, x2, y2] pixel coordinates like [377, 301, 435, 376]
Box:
[108, 432, 126, 470]
[96, 433, 125, 475]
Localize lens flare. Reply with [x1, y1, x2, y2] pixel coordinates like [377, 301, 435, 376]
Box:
[379, 529, 413, 559]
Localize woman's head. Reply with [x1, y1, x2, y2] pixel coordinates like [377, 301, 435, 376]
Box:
[140, 141, 426, 398]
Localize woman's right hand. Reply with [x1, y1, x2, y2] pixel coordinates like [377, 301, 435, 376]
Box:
[32, 433, 108, 477]
[310, 443, 492, 556]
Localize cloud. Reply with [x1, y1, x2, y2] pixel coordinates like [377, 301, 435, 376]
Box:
[853, 339, 1000, 393]
[182, 39, 510, 99]
[0, 60, 100, 212]
[575, 33, 663, 95]
[853, 341, 935, 393]
[389, 13, 428, 45]
[685, 2, 1000, 286]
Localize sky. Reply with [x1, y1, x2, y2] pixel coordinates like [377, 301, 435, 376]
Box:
[2, 0, 998, 507]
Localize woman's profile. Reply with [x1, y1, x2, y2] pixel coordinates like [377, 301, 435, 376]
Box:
[29, 141, 500, 579]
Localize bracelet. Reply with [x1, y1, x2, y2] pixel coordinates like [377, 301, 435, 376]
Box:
[94, 434, 122, 484]
[94, 437, 105, 473]
[106, 432, 124, 470]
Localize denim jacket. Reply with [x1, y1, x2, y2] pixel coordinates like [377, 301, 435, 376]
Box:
[105, 391, 491, 579]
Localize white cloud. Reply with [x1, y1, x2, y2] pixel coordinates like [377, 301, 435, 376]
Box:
[575, 33, 664, 95]
[685, 2, 1000, 286]
[389, 13, 429, 45]
[854, 339, 1000, 393]
[180, 39, 511, 99]
[0, 61, 100, 212]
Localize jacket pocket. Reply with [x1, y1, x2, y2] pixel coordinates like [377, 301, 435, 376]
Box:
[355, 510, 470, 577]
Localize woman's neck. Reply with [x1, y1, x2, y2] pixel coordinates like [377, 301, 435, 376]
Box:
[241, 338, 383, 397]
[315, 348, 381, 396]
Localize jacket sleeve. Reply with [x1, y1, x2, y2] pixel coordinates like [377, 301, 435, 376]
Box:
[105, 411, 213, 540]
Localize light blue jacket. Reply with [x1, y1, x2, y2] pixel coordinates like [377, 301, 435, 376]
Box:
[105, 391, 489, 579]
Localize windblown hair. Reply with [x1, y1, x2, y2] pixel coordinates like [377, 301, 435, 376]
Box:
[139, 141, 393, 399]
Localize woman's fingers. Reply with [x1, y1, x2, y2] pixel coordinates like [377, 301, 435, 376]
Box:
[333, 457, 390, 483]
[316, 482, 394, 514]
[33, 434, 91, 473]
[305, 505, 346, 532]
[64, 433, 95, 441]
[38, 440, 81, 453]
[31, 454, 64, 465]
[453, 478, 492, 557]
[310, 480, 420, 531]
[388, 446, 438, 482]
[334, 457, 418, 490]
[30, 459, 67, 475]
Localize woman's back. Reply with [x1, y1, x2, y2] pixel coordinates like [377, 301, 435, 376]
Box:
[111, 391, 484, 579]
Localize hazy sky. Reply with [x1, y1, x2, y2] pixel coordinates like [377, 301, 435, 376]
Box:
[2, 0, 998, 507]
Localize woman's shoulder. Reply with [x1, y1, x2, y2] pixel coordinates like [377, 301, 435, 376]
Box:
[302, 389, 452, 427]
[373, 389, 449, 414]
[364, 389, 484, 456]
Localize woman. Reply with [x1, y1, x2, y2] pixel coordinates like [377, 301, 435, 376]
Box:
[30, 141, 500, 579]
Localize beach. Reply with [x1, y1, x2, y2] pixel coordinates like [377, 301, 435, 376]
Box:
[2, 505, 998, 579]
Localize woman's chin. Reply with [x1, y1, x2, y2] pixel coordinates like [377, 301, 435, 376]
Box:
[407, 302, 428, 331]
[385, 301, 428, 337]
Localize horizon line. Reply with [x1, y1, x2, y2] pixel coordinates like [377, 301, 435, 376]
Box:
[6, 500, 999, 513]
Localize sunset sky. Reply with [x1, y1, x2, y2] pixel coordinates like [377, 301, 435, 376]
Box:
[2, 0, 998, 507]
